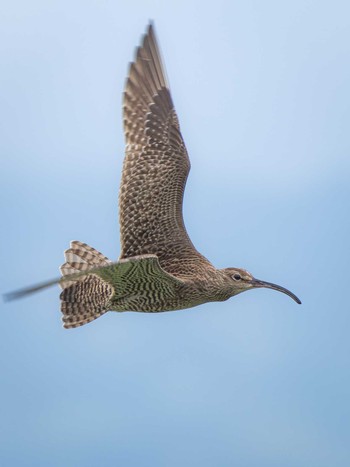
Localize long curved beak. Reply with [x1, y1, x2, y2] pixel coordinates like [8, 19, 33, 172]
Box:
[252, 279, 301, 304]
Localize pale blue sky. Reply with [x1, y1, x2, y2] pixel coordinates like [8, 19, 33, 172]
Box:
[1, 1, 349, 466]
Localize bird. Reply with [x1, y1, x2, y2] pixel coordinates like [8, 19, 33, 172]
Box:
[4, 23, 301, 328]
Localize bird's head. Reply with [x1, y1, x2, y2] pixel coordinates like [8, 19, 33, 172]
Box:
[221, 267, 301, 304]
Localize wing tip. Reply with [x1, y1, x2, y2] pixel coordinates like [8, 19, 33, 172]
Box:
[3, 291, 17, 302]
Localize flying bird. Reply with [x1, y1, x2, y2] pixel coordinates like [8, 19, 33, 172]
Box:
[5, 24, 301, 328]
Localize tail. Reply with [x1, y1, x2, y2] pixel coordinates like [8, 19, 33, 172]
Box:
[60, 241, 114, 329]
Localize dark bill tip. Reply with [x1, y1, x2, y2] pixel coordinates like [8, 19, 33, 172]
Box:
[253, 279, 301, 304]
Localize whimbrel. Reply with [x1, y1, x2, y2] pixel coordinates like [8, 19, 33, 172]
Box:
[5, 24, 301, 327]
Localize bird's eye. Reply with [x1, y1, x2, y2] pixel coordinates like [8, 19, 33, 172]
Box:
[233, 273, 242, 281]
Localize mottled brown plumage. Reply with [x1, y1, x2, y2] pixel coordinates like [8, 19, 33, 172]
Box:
[4, 23, 301, 328]
[120, 25, 212, 279]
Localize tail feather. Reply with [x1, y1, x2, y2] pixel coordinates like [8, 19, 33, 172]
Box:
[60, 241, 111, 288]
[60, 241, 114, 329]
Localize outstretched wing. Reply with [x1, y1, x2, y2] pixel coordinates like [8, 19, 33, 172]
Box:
[61, 254, 185, 328]
[4, 251, 185, 327]
[120, 24, 213, 278]
[96, 254, 185, 311]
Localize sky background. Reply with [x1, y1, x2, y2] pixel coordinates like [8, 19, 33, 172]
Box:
[1, 0, 349, 466]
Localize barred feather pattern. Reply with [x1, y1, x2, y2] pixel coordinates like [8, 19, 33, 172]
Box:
[60, 241, 114, 329]
[59, 243, 187, 328]
[99, 255, 186, 313]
